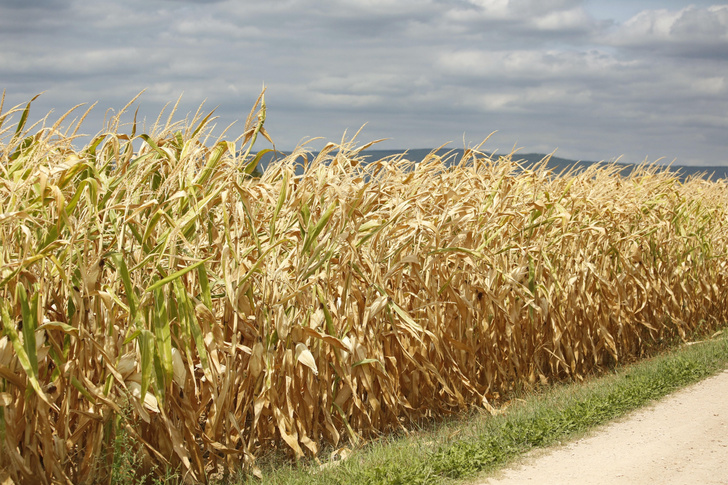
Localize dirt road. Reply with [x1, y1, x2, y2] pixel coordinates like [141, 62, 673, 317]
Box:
[479, 369, 728, 485]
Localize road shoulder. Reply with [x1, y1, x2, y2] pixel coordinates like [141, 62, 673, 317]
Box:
[478, 369, 728, 485]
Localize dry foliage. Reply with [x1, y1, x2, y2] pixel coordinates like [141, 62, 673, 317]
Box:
[1, 91, 728, 484]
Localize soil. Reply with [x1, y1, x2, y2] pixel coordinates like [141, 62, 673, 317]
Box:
[478, 368, 728, 485]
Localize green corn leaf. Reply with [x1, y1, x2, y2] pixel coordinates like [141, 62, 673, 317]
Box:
[197, 264, 213, 310]
[110, 253, 138, 316]
[153, 286, 173, 391]
[38, 178, 97, 252]
[239, 197, 261, 255]
[302, 200, 338, 254]
[301, 247, 335, 281]
[356, 220, 388, 248]
[138, 329, 155, 405]
[152, 348, 166, 405]
[194, 140, 229, 186]
[316, 286, 337, 337]
[174, 131, 184, 154]
[244, 148, 273, 175]
[352, 358, 384, 369]
[145, 258, 210, 293]
[238, 93, 267, 162]
[141, 209, 164, 248]
[333, 402, 359, 445]
[70, 376, 96, 404]
[14, 94, 40, 138]
[58, 160, 92, 189]
[1, 297, 53, 408]
[18, 284, 38, 382]
[190, 109, 216, 140]
[139, 134, 169, 160]
[8, 135, 36, 162]
[122, 328, 142, 346]
[37, 320, 79, 336]
[83, 134, 107, 159]
[173, 279, 208, 371]
[237, 244, 277, 289]
[155, 186, 225, 244]
[300, 201, 311, 229]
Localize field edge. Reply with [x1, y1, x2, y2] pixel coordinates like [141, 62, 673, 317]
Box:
[231, 329, 728, 485]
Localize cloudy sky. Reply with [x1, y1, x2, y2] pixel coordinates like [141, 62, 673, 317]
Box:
[2, 0, 727, 165]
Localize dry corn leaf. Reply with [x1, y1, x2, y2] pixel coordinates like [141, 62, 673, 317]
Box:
[295, 343, 318, 375]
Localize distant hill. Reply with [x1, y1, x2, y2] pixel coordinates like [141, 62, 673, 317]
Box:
[251, 148, 728, 181]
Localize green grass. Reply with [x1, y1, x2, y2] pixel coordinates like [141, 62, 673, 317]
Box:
[220, 329, 728, 485]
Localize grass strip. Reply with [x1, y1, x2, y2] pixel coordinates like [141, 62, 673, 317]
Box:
[232, 331, 728, 485]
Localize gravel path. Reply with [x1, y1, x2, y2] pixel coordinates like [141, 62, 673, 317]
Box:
[479, 369, 728, 485]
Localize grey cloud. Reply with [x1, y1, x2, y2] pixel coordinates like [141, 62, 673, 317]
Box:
[1, 0, 727, 166]
[604, 5, 728, 58]
[160, 0, 228, 3]
[0, 0, 67, 9]
[444, 0, 584, 24]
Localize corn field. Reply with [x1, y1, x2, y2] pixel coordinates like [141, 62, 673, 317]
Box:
[1, 91, 728, 484]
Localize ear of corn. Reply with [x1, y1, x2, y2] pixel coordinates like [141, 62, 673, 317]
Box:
[1, 91, 728, 482]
